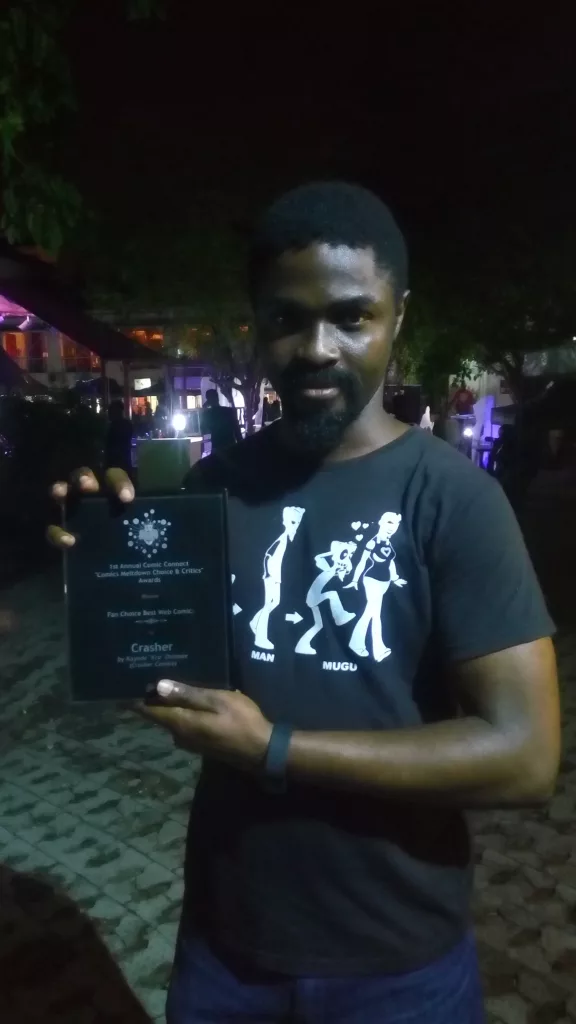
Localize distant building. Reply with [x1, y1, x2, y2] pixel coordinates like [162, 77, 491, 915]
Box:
[0, 246, 265, 427]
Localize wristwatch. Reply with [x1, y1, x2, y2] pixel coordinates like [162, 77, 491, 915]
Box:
[262, 723, 293, 793]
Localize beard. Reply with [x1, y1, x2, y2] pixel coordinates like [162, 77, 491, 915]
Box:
[276, 364, 366, 454]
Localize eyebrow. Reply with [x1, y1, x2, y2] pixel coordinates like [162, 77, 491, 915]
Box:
[328, 295, 379, 310]
[269, 294, 380, 311]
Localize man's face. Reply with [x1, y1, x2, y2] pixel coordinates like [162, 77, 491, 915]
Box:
[255, 243, 406, 452]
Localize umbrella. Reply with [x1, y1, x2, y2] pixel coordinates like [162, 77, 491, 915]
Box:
[72, 377, 123, 397]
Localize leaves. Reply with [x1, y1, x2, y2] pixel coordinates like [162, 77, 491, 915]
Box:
[400, 215, 576, 400]
[0, 0, 164, 251]
[126, 0, 166, 19]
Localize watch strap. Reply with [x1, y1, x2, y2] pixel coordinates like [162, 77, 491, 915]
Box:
[262, 723, 293, 793]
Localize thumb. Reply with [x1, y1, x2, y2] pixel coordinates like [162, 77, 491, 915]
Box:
[153, 680, 222, 712]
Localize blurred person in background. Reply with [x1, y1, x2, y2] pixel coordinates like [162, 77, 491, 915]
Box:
[201, 388, 242, 453]
[104, 401, 133, 475]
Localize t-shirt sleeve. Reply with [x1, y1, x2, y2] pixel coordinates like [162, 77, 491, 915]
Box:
[430, 473, 555, 662]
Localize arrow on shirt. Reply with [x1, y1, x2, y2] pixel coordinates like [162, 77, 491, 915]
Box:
[285, 612, 303, 624]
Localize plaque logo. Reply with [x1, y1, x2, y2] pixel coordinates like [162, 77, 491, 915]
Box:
[123, 509, 171, 558]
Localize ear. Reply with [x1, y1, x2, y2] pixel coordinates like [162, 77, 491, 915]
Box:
[394, 290, 410, 340]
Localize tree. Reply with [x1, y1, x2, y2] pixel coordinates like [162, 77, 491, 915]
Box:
[0, 0, 164, 252]
[394, 284, 475, 404]
[400, 217, 576, 404]
[166, 321, 263, 435]
[0, 4, 266, 420]
[77, 193, 264, 432]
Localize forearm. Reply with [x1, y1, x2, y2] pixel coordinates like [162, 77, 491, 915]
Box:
[287, 717, 551, 808]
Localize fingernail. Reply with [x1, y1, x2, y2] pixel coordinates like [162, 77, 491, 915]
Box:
[79, 475, 91, 487]
[62, 534, 75, 546]
[119, 487, 133, 502]
[157, 680, 174, 696]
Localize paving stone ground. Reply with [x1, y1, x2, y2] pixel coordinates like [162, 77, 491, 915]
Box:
[1, 470, 575, 1023]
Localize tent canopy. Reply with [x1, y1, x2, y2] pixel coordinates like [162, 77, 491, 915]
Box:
[0, 245, 170, 365]
[0, 345, 49, 395]
[0, 279, 168, 363]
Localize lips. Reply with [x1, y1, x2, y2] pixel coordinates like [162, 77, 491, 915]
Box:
[300, 387, 340, 399]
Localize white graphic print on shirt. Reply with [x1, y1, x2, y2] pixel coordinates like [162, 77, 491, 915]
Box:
[345, 512, 406, 662]
[249, 506, 305, 650]
[231, 575, 242, 616]
[243, 507, 406, 667]
[295, 541, 357, 655]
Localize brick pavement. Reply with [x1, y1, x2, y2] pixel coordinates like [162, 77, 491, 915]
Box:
[0, 473, 575, 1023]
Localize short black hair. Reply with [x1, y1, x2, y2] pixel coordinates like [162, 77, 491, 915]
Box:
[249, 181, 408, 302]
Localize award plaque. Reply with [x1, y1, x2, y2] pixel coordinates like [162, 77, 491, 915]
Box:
[64, 494, 232, 701]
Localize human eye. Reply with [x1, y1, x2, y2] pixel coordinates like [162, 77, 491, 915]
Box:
[342, 313, 370, 330]
[334, 303, 373, 331]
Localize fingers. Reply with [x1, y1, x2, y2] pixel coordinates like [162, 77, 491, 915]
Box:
[155, 680, 224, 712]
[50, 468, 99, 503]
[46, 524, 76, 549]
[48, 467, 133, 554]
[135, 701, 213, 734]
[50, 468, 133, 503]
[50, 481, 69, 501]
[70, 467, 101, 494]
[105, 468, 135, 503]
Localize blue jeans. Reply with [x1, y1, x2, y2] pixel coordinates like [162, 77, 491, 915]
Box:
[166, 930, 485, 1023]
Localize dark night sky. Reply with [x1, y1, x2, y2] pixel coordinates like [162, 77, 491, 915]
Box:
[60, 6, 576, 247]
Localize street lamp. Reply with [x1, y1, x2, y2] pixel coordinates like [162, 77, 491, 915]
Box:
[172, 412, 187, 435]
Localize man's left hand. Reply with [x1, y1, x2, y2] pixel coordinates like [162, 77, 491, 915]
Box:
[137, 681, 273, 771]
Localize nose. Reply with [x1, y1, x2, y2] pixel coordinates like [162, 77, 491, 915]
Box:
[296, 319, 339, 366]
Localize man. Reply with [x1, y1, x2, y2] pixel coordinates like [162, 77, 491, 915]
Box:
[449, 380, 477, 417]
[295, 540, 357, 655]
[49, 183, 560, 1023]
[264, 395, 282, 424]
[249, 504, 305, 650]
[201, 387, 243, 453]
[104, 399, 133, 475]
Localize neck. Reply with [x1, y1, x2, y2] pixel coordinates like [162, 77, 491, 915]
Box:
[323, 389, 409, 464]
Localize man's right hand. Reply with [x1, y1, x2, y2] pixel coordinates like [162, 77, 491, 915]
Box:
[46, 467, 135, 550]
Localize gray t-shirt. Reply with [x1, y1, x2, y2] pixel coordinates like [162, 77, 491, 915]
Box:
[181, 426, 554, 976]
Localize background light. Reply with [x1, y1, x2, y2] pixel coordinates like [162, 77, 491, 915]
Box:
[172, 412, 187, 432]
[463, 427, 474, 438]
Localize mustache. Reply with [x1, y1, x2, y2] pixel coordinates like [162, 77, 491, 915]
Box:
[279, 364, 357, 392]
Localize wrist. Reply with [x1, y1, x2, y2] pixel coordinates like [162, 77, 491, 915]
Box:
[243, 719, 273, 773]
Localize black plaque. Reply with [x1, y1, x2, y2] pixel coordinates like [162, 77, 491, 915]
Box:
[64, 494, 232, 701]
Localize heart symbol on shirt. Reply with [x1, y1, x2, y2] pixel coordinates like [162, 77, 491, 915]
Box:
[355, 535, 363, 542]
[362, 523, 369, 529]
[351, 521, 361, 530]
